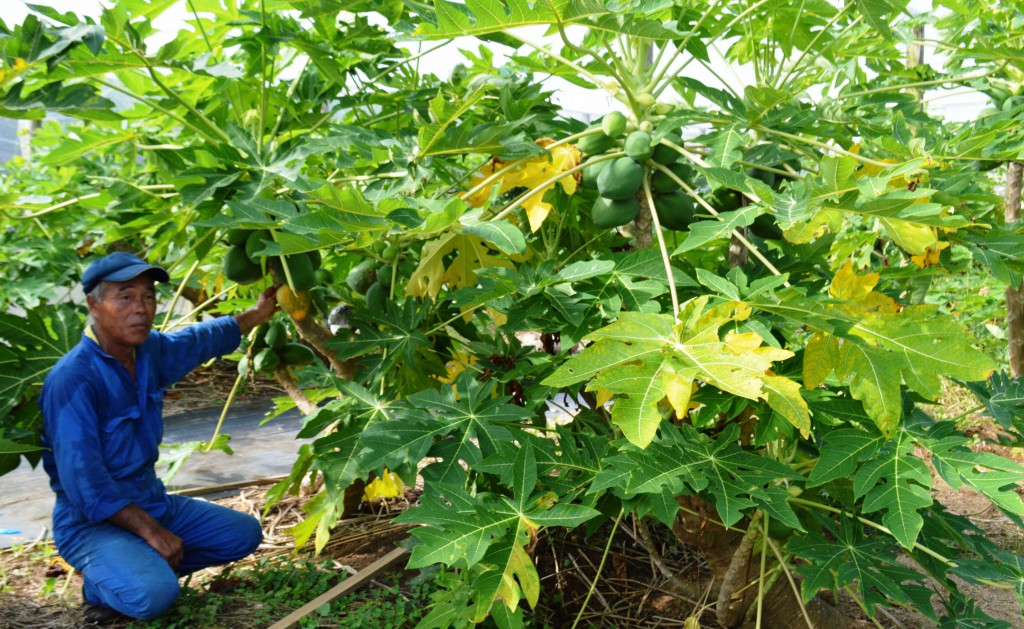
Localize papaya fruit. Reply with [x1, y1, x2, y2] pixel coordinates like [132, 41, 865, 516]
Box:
[651, 162, 693, 194]
[601, 111, 627, 138]
[596, 157, 644, 200]
[237, 354, 251, 377]
[264, 321, 287, 350]
[365, 281, 386, 311]
[223, 244, 264, 285]
[711, 188, 743, 213]
[654, 192, 696, 231]
[577, 131, 617, 155]
[592, 196, 640, 228]
[276, 254, 315, 292]
[381, 244, 399, 261]
[253, 347, 280, 374]
[749, 212, 783, 240]
[651, 134, 683, 165]
[226, 228, 250, 246]
[346, 259, 378, 294]
[581, 159, 610, 190]
[277, 284, 311, 322]
[307, 249, 322, 271]
[314, 268, 333, 285]
[244, 230, 273, 261]
[378, 265, 393, 288]
[636, 92, 656, 108]
[280, 342, 317, 366]
[624, 131, 654, 161]
[251, 322, 270, 351]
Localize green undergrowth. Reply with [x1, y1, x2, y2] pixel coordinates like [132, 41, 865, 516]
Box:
[129, 556, 438, 629]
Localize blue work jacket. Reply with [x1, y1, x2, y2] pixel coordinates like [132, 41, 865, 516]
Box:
[39, 316, 241, 537]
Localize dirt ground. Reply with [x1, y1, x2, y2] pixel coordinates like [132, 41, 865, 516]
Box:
[2, 365, 1023, 628]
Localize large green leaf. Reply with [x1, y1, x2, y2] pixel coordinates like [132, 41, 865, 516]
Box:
[0, 304, 83, 418]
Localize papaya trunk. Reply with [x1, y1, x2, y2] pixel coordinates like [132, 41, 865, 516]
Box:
[672, 496, 865, 628]
[1006, 161, 1024, 377]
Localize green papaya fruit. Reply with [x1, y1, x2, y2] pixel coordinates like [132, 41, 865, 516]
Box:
[651, 134, 683, 165]
[749, 213, 783, 240]
[244, 230, 273, 261]
[253, 347, 280, 374]
[378, 265, 393, 288]
[223, 244, 264, 285]
[280, 342, 317, 366]
[600, 111, 627, 138]
[591, 197, 640, 228]
[264, 321, 287, 350]
[654, 192, 696, 231]
[651, 162, 693, 194]
[346, 259, 378, 294]
[624, 131, 654, 161]
[596, 157, 644, 200]
[307, 249, 322, 271]
[581, 160, 610, 190]
[398, 260, 417, 278]
[226, 228, 250, 246]
[711, 188, 743, 213]
[277, 254, 315, 292]
[381, 244, 399, 261]
[577, 131, 617, 155]
[237, 355, 251, 377]
[314, 268, 333, 285]
[365, 281, 386, 311]
[251, 322, 270, 351]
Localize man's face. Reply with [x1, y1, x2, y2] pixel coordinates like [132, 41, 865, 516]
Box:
[87, 275, 158, 348]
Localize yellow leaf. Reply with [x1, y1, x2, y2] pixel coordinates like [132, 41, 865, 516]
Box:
[762, 375, 811, 438]
[910, 240, 949, 268]
[880, 218, 937, 255]
[662, 370, 694, 419]
[803, 332, 839, 389]
[595, 387, 614, 408]
[13, 58, 28, 72]
[436, 351, 476, 384]
[466, 139, 581, 232]
[829, 260, 878, 302]
[406, 233, 513, 299]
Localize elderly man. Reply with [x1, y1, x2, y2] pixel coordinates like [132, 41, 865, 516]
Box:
[39, 252, 277, 623]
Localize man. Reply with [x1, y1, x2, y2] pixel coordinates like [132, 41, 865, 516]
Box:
[38, 252, 278, 623]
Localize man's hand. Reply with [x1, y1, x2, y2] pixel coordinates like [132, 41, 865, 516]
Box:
[109, 503, 184, 569]
[234, 286, 279, 334]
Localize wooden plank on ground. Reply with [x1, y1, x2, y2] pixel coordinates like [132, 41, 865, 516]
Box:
[170, 476, 286, 497]
[267, 546, 409, 629]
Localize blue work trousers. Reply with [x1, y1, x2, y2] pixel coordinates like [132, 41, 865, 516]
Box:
[56, 494, 262, 620]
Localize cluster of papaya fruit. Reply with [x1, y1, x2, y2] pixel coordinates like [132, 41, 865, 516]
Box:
[222, 228, 329, 290]
[578, 112, 696, 230]
[238, 319, 318, 377]
[344, 242, 414, 310]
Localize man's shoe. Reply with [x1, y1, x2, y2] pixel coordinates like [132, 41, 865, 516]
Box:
[82, 602, 129, 625]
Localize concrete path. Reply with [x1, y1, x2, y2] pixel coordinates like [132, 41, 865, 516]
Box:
[0, 401, 305, 548]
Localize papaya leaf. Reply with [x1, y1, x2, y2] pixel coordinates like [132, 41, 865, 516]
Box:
[853, 428, 932, 549]
[406, 233, 514, 299]
[807, 427, 884, 487]
[0, 304, 83, 419]
[788, 516, 925, 611]
[462, 219, 526, 256]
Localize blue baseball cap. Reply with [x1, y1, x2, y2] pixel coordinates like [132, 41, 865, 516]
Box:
[82, 252, 170, 295]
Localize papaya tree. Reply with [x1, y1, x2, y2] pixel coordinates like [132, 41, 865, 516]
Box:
[2, 1, 1024, 627]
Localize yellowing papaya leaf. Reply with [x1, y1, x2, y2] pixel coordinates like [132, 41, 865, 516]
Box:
[910, 240, 949, 268]
[762, 375, 811, 438]
[406, 233, 513, 299]
[829, 259, 878, 302]
[466, 140, 581, 232]
[662, 370, 695, 419]
[879, 217, 937, 255]
[803, 332, 840, 389]
[782, 209, 837, 244]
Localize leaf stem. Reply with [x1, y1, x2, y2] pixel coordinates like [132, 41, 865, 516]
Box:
[834, 72, 993, 101]
[204, 362, 245, 453]
[570, 508, 624, 629]
[753, 125, 892, 168]
[158, 258, 201, 333]
[762, 534, 814, 628]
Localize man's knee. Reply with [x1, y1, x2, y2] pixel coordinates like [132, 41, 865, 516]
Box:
[122, 578, 180, 620]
